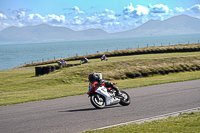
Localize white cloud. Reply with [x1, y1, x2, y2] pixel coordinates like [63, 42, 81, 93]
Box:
[84, 15, 99, 24]
[104, 9, 115, 14]
[122, 4, 150, 20]
[71, 6, 85, 14]
[123, 3, 135, 15]
[149, 4, 169, 13]
[46, 14, 65, 24]
[27, 14, 66, 24]
[124, 15, 131, 20]
[28, 14, 45, 20]
[173, 7, 185, 13]
[9, 8, 31, 20]
[70, 16, 84, 25]
[81, 10, 117, 26]
[0, 13, 7, 20]
[187, 4, 200, 13]
[122, 4, 170, 22]
[135, 5, 149, 16]
[183, 4, 200, 18]
[107, 14, 116, 21]
[123, 3, 169, 18]
[16, 11, 25, 20]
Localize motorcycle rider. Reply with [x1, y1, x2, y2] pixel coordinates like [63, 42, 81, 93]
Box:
[88, 73, 121, 96]
[81, 56, 89, 64]
[101, 54, 108, 61]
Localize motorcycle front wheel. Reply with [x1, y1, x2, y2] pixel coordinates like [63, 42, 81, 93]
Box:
[119, 91, 131, 106]
[90, 94, 105, 109]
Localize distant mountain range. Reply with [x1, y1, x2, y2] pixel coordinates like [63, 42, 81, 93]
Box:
[0, 14, 200, 44]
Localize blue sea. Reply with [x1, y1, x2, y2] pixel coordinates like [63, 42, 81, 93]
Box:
[0, 33, 200, 70]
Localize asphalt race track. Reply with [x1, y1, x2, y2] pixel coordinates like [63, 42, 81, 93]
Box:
[0, 79, 200, 133]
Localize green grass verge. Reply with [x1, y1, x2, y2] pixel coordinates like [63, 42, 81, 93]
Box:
[0, 50, 200, 106]
[0, 69, 200, 106]
[84, 111, 200, 133]
[116, 71, 200, 89]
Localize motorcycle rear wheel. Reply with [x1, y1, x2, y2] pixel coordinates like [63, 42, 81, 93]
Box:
[119, 91, 131, 106]
[90, 94, 105, 109]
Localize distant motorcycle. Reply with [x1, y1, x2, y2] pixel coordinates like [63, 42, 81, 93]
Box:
[101, 54, 108, 61]
[87, 82, 131, 109]
[81, 57, 89, 64]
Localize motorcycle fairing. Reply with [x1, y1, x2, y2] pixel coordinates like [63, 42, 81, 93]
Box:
[87, 82, 99, 96]
[95, 86, 120, 106]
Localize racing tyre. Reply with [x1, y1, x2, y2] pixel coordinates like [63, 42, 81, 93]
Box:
[119, 91, 131, 106]
[90, 94, 105, 109]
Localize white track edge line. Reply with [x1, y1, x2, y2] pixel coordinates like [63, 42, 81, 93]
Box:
[94, 107, 200, 130]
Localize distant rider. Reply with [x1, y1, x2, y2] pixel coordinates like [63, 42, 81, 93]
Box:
[81, 56, 89, 63]
[58, 59, 67, 67]
[88, 73, 121, 96]
[101, 54, 108, 61]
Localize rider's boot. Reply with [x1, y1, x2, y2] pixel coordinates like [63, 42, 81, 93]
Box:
[112, 86, 121, 96]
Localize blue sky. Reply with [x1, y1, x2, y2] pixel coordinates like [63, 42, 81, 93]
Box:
[0, 0, 200, 32]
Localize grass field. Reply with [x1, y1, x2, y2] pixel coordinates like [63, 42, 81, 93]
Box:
[84, 111, 200, 133]
[0, 49, 200, 106]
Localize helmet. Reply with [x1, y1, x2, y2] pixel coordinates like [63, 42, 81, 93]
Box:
[88, 73, 100, 83]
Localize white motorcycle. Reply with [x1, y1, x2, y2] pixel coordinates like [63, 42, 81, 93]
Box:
[87, 82, 131, 109]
